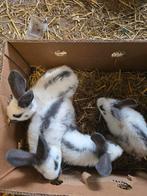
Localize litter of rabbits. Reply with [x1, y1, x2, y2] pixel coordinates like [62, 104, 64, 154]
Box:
[26, 65, 147, 173]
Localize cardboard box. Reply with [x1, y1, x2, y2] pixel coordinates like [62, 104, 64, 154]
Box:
[0, 40, 147, 196]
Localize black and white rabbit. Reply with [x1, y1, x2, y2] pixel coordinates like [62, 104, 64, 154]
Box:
[97, 97, 147, 158]
[7, 65, 78, 122]
[6, 135, 62, 184]
[61, 130, 123, 176]
[6, 66, 78, 182]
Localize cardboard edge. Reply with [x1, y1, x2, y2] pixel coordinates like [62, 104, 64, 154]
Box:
[7, 39, 147, 44]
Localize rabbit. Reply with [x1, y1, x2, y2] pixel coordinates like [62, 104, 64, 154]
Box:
[6, 134, 63, 185]
[61, 131, 123, 176]
[6, 96, 75, 184]
[7, 65, 78, 122]
[6, 66, 78, 182]
[97, 97, 147, 158]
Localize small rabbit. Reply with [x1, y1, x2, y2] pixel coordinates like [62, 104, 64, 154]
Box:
[62, 131, 123, 176]
[6, 135, 63, 185]
[7, 66, 78, 152]
[7, 65, 78, 122]
[6, 66, 78, 182]
[97, 97, 147, 158]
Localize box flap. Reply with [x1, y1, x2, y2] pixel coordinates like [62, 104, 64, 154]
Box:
[10, 40, 147, 71]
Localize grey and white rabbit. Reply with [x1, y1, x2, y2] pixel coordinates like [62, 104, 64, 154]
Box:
[7, 65, 78, 122]
[61, 130, 123, 176]
[97, 97, 147, 158]
[6, 66, 78, 183]
[6, 134, 62, 184]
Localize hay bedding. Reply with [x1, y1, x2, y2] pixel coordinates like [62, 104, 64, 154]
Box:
[72, 69, 147, 172]
[0, 1, 147, 42]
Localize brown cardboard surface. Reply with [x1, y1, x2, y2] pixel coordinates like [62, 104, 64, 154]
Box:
[0, 94, 17, 178]
[0, 40, 147, 195]
[0, 77, 11, 97]
[10, 40, 147, 71]
[5, 42, 30, 75]
[0, 168, 147, 196]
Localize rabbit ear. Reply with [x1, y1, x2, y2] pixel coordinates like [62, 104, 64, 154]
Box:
[114, 98, 137, 109]
[95, 153, 112, 177]
[111, 99, 137, 121]
[111, 107, 121, 121]
[5, 149, 35, 167]
[18, 90, 34, 108]
[8, 70, 26, 99]
[35, 135, 49, 165]
[91, 133, 107, 156]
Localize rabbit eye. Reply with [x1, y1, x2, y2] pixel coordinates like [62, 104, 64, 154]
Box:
[99, 105, 105, 112]
[99, 105, 106, 115]
[13, 113, 23, 118]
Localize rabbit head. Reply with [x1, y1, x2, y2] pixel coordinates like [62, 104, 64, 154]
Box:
[97, 97, 137, 121]
[7, 70, 37, 121]
[6, 135, 61, 180]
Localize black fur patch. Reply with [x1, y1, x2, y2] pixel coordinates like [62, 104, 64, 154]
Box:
[18, 90, 34, 108]
[132, 124, 147, 146]
[13, 113, 23, 118]
[58, 86, 74, 97]
[95, 153, 112, 176]
[99, 105, 106, 115]
[69, 124, 77, 131]
[8, 70, 26, 99]
[56, 70, 71, 79]
[62, 139, 89, 152]
[50, 178, 63, 185]
[6, 149, 36, 167]
[111, 108, 121, 121]
[40, 98, 63, 133]
[44, 71, 71, 89]
[91, 133, 107, 157]
[114, 99, 137, 109]
[54, 160, 58, 170]
[64, 124, 78, 132]
[35, 135, 50, 165]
